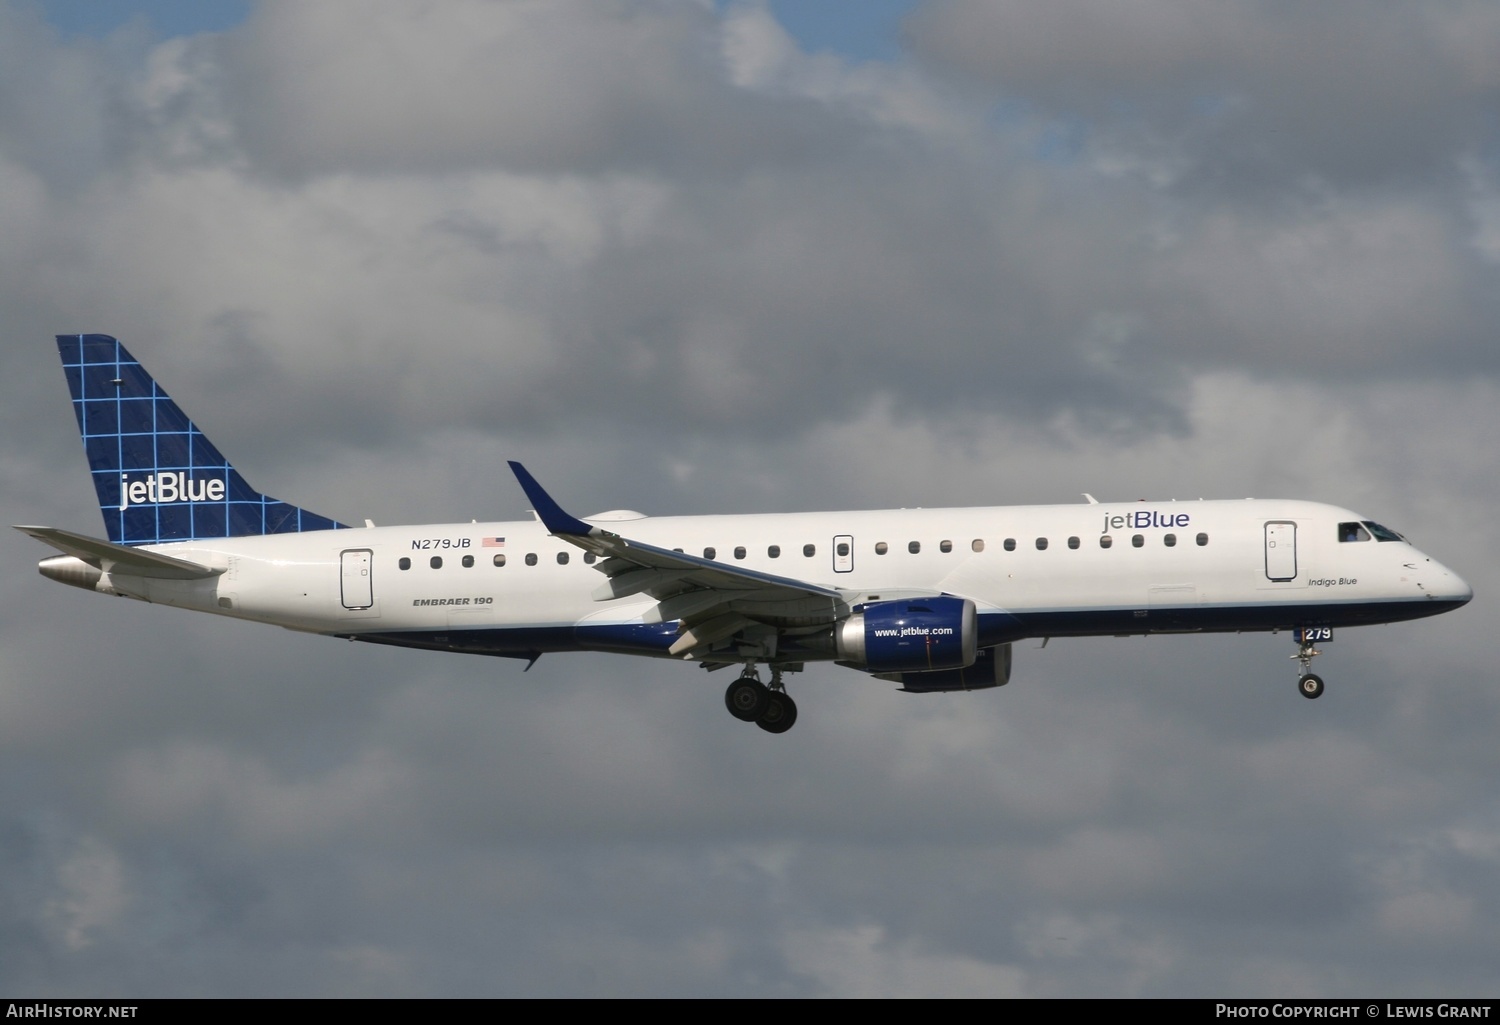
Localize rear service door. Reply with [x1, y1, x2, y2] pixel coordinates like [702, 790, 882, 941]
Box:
[341, 548, 374, 609]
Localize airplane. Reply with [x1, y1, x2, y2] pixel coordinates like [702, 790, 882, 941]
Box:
[19, 335, 1473, 734]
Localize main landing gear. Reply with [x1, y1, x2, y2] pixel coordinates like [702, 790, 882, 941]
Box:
[724, 666, 798, 734]
[1292, 637, 1325, 699]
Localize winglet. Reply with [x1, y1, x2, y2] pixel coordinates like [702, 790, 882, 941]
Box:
[507, 462, 597, 538]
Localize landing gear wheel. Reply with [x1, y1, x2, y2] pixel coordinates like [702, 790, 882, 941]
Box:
[757, 692, 798, 734]
[1290, 634, 1326, 700]
[725, 678, 771, 722]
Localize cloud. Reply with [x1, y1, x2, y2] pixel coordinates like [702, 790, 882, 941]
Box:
[910, 0, 1500, 190]
[0, 0, 1495, 997]
[220, 0, 845, 179]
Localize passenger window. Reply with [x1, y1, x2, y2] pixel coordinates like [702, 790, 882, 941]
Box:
[875, 542, 889, 555]
[836, 542, 850, 557]
[971, 539, 984, 553]
[524, 553, 537, 566]
[1067, 536, 1080, 549]
[493, 554, 506, 567]
[1163, 534, 1176, 547]
[1100, 536, 1112, 549]
[768, 545, 780, 558]
[584, 552, 595, 564]
[940, 540, 953, 553]
[1196, 533, 1209, 546]
[908, 541, 921, 554]
[734, 546, 747, 560]
[1004, 538, 1016, 551]
[462, 554, 474, 568]
[803, 544, 816, 557]
[399, 557, 411, 570]
[1131, 535, 1144, 548]
[557, 552, 569, 565]
[430, 556, 443, 569]
[1036, 537, 1048, 550]
[1339, 522, 1371, 542]
[704, 546, 717, 559]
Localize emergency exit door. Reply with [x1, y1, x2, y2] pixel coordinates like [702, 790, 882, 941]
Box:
[833, 535, 854, 573]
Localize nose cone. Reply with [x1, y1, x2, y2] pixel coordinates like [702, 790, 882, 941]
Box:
[1450, 572, 1474, 605]
[1423, 555, 1473, 610]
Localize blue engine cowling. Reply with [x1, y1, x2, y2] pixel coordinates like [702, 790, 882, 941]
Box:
[893, 643, 1012, 692]
[836, 596, 978, 673]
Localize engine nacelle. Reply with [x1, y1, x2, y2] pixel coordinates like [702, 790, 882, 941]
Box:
[893, 643, 1012, 692]
[836, 596, 977, 673]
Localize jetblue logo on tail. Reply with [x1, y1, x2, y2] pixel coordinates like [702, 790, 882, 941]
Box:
[62, 334, 347, 544]
[119, 472, 226, 510]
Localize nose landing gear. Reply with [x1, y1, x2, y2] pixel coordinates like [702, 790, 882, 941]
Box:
[723, 665, 798, 733]
[1291, 635, 1325, 699]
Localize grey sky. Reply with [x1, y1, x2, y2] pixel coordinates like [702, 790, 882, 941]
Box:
[1, 0, 1495, 996]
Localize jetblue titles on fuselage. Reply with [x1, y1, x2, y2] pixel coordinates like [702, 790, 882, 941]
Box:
[1103, 509, 1191, 532]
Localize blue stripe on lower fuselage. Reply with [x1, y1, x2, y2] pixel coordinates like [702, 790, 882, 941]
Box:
[341, 598, 1465, 661]
[348, 621, 684, 660]
[1006, 597, 1468, 639]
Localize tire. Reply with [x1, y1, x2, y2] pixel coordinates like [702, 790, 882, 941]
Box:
[756, 692, 798, 734]
[1298, 673, 1325, 699]
[725, 678, 771, 721]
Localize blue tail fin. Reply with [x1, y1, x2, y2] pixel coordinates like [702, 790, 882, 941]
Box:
[59, 334, 346, 545]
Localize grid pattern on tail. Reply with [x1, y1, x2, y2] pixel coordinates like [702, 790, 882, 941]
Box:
[60, 334, 346, 545]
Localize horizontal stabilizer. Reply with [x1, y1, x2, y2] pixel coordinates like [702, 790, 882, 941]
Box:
[15, 525, 222, 580]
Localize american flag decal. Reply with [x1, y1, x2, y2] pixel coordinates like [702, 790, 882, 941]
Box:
[482, 537, 505, 547]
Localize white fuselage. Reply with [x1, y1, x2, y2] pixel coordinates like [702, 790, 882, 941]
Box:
[96, 498, 1470, 663]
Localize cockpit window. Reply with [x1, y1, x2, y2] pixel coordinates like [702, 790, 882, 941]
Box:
[1363, 521, 1405, 542]
[1338, 522, 1371, 543]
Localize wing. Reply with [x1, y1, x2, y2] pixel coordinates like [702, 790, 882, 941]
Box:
[509, 462, 850, 660]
